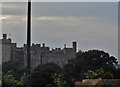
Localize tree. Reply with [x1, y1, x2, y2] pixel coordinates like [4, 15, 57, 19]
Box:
[17, 73, 27, 86]
[85, 68, 114, 79]
[75, 50, 117, 71]
[31, 63, 62, 87]
[63, 50, 118, 87]
[2, 60, 27, 80]
[3, 71, 27, 86]
[2, 70, 19, 86]
[113, 68, 120, 79]
[2, 60, 27, 86]
[52, 73, 67, 87]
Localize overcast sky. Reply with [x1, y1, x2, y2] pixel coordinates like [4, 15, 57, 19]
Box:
[1, 2, 119, 62]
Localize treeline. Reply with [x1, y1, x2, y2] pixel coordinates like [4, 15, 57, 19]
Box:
[2, 49, 120, 87]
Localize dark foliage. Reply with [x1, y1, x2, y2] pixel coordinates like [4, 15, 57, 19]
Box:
[63, 50, 118, 87]
[31, 63, 62, 87]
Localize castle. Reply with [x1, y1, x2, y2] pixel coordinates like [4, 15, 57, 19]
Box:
[0, 34, 77, 69]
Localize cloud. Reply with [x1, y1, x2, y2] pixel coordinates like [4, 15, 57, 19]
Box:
[32, 16, 100, 21]
[2, 2, 27, 16]
[0, 16, 9, 20]
[2, 15, 117, 42]
[0, 15, 18, 20]
[30, 16, 117, 44]
[31, 16, 117, 32]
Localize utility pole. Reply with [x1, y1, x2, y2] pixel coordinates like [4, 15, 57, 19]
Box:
[118, 1, 120, 64]
[27, 0, 31, 86]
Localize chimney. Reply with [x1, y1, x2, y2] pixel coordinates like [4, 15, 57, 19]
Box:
[73, 41, 77, 53]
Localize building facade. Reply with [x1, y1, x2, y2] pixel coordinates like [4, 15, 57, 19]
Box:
[1, 34, 77, 69]
[0, 34, 17, 62]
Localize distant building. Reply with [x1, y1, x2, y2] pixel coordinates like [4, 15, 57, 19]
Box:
[0, 34, 17, 62]
[24, 42, 76, 69]
[1, 34, 77, 69]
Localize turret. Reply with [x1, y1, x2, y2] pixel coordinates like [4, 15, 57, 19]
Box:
[42, 43, 45, 47]
[72, 41, 77, 53]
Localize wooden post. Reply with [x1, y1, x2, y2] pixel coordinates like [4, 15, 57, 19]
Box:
[27, 0, 31, 86]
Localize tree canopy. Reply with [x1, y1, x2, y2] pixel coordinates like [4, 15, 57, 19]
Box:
[63, 50, 118, 87]
[31, 63, 62, 86]
[2, 60, 27, 80]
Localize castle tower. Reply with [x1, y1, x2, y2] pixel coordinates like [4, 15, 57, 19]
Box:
[3, 34, 7, 39]
[72, 41, 77, 53]
[42, 43, 45, 47]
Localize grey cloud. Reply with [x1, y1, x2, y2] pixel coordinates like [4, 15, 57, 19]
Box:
[32, 2, 118, 21]
[2, 2, 27, 16]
